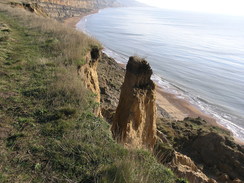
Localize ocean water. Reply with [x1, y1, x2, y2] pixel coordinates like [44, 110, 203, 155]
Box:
[76, 7, 244, 141]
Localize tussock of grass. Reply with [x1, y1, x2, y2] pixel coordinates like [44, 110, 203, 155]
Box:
[0, 3, 175, 183]
[101, 151, 175, 183]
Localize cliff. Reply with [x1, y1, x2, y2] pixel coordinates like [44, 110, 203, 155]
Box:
[169, 151, 216, 183]
[5, 0, 120, 19]
[78, 46, 101, 116]
[9, 1, 48, 16]
[111, 56, 157, 150]
[32, 0, 120, 19]
[98, 53, 125, 122]
[22, 0, 143, 20]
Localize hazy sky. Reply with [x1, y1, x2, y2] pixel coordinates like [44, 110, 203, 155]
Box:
[136, 0, 244, 16]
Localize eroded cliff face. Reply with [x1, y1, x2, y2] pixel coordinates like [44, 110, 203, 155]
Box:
[33, 0, 120, 19]
[10, 1, 48, 17]
[155, 138, 217, 183]
[111, 56, 156, 150]
[8, 0, 144, 20]
[97, 53, 125, 123]
[78, 47, 101, 116]
[170, 151, 217, 183]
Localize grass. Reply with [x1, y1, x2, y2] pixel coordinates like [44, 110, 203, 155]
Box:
[0, 3, 176, 183]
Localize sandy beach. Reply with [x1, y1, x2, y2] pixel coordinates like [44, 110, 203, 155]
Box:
[63, 10, 99, 28]
[64, 12, 244, 145]
[156, 87, 218, 123]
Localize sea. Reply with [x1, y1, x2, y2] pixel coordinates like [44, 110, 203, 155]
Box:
[76, 7, 244, 141]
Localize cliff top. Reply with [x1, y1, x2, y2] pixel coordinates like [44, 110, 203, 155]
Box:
[127, 56, 153, 75]
[0, 3, 175, 183]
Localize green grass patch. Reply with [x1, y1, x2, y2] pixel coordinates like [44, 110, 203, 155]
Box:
[0, 3, 176, 183]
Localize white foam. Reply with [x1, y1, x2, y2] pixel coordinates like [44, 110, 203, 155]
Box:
[76, 14, 95, 36]
[152, 73, 244, 142]
[102, 48, 128, 64]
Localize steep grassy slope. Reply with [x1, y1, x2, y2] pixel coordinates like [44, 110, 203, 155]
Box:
[0, 4, 176, 183]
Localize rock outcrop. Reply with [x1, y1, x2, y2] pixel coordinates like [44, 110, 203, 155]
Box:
[78, 47, 101, 116]
[154, 138, 217, 183]
[170, 151, 217, 183]
[111, 56, 156, 150]
[10, 1, 48, 17]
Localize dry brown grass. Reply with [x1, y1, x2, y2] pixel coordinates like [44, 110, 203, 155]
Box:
[0, 2, 100, 66]
[0, 1, 100, 113]
[47, 65, 90, 108]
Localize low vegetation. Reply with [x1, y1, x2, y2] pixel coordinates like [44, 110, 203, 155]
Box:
[157, 117, 232, 150]
[0, 3, 175, 182]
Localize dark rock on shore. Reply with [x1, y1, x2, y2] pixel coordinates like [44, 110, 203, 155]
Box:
[157, 117, 244, 182]
[189, 132, 244, 182]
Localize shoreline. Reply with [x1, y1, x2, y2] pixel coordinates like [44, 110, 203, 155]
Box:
[156, 87, 217, 124]
[154, 87, 244, 146]
[64, 12, 244, 145]
[63, 9, 99, 28]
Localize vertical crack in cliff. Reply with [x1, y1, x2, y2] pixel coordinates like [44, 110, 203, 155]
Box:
[111, 56, 156, 150]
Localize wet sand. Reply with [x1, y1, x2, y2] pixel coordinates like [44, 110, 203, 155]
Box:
[156, 87, 217, 123]
[156, 86, 244, 145]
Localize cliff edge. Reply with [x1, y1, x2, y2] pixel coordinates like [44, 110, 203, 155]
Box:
[78, 47, 101, 116]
